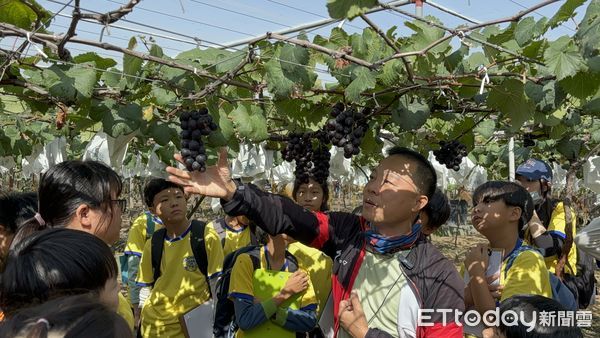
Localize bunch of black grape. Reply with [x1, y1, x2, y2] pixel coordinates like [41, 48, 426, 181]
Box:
[281, 133, 312, 163]
[310, 131, 331, 184]
[179, 108, 218, 172]
[433, 140, 467, 171]
[524, 133, 535, 148]
[326, 103, 370, 158]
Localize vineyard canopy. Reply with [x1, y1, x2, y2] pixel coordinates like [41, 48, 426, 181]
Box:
[0, 0, 599, 188]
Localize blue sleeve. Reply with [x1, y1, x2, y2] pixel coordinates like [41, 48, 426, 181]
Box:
[274, 306, 318, 332]
[126, 255, 141, 304]
[232, 297, 270, 331]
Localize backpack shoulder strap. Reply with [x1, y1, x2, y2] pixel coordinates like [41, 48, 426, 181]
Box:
[284, 250, 299, 272]
[245, 246, 262, 271]
[145, 212, 155, 239]
[151, 228, 167, 284]
[190, 220, 209, 279]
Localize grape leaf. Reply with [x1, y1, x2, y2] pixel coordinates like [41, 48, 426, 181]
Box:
[487, 79, 534, 131]
[326, 0, 377, 19]
[544, 36, 586, 80]
[345, 67, 376, 102]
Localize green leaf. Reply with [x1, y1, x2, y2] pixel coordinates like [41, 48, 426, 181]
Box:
[149, 122, 176, 146]
[445, 46, 468, 73]
[73, 52, 117, 70]
[218, 109, 235, 140]
[391, 98, 430, 131]
[67, 64, 97, 99]
[150, 85, 177, 106]
[558, 71, 600, 99]
[149, 44, 164, 58]
[123, 37, 143, 86]
[102, 103, 142, 137]
[100, 69, 122, 88]
[215, 50, 246, 73]
[405, 17, 448, 54]
[345, 67, 376, 102]
[557, 137, 583, 160]
[229, 105, 252, 137]
[474, 119, 495, 139]
[264, 58, 294, 98]
[514, 17, 537, 46]
[278, 44, 315, 89]
[248, 111, 269, 141]
[582, 97, 600, 114]
[377, 59, 404, 86]
[326, 0, 377, 19]
[487, 79, 535, 131]
[535, 109, 566, 127]
[0, 0, 37, 29]
[525, 81, 566, 112]
[543, 36, 586, 80]
[576, 0, 600, 56]
[547, 0, 586, 29]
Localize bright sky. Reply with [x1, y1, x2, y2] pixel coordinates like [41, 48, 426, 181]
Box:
[0, 1, 588, 69]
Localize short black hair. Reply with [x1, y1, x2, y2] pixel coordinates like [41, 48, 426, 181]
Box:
[292, 177, 330, 211]
[498, 295, 583, 338]
[0, 192, 37, 233]
[143, 178, 184, 208]
[387, 147, 437, 199]
[473, 181, 534, 236]
[422, 189, 450, 230]
[0, 294, 132, 338]
[0, 228, 118, 316]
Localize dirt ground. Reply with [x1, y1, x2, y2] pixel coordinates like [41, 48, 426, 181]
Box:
[430, 234, 600, 338]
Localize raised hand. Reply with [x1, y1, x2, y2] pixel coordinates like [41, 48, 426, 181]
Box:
[166, 148, 237, 200]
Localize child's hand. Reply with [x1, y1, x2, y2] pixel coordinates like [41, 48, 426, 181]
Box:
[282, 271, 309, 296]
[166, 148, 237, 201]
[465, 244, 489, 276]
[487, 273, 504, 300]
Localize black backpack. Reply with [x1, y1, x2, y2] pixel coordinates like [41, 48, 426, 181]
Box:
[150, 220, 211, 294]
[212, 246, 299, 338]
[563, 246, 598, 309]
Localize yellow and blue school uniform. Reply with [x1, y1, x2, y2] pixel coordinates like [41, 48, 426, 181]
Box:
[136, 222, 223, 338]
[229, 245, 318, 338]
[207, 218, 252, 257]
[124, 212, 163, 258]
[287, 242, 332, 317]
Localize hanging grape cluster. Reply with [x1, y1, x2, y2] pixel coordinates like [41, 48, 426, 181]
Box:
[280, 102, 372, 185]
[310, 130, 331, 185]
[326, 103, 370, 158]
[433, 140, 468, 171]
[179, 108, 218, 172]
[282, 133, 313, 185]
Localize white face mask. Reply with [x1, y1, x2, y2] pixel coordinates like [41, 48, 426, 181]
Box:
[530, 191, 543, 205]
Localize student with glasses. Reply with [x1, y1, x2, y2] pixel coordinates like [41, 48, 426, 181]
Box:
[12, 160, 134, 333]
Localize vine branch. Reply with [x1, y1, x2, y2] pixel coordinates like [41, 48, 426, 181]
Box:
[79, 0, 141, 25]
[0, 22, 255, 91]
[267, 32, 377, 70]
[188, 49, 255, 100]
[57, 0, 81, 60]
[359, 13, 414, 82]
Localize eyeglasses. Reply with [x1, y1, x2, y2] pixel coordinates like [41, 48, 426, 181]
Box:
[112, 199, 127, 212]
